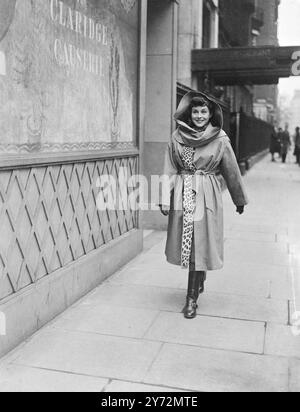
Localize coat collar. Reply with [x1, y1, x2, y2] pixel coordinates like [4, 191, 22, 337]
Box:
[174, 122, 227, 148]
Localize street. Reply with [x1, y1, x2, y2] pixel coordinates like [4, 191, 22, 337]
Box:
[0, 153, 299, 392]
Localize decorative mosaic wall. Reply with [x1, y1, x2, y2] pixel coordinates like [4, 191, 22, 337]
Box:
[0, 156, 138, 301]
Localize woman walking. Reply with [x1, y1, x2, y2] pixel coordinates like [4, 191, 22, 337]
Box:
[160, 91, 248, 319]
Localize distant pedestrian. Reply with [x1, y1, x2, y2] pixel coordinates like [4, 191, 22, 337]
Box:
[160, 91, 248, 319]
[294, 127, 300, 166]
[279, 125, 291, 164]
[269, 127, 281, 162]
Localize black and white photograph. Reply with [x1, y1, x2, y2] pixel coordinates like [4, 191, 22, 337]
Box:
[0, 0, 299, 394]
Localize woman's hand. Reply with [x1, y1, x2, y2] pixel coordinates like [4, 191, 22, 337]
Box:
[160, 205, 170, 216]
[236, 206, 245, 215]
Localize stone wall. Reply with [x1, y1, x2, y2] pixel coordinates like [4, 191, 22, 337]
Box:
[0, 0, 144, 357]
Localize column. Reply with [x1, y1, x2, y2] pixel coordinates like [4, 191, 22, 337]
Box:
[143, 0, 178, 229]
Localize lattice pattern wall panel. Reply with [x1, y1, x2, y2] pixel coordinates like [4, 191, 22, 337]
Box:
[0, 157, 138, 301]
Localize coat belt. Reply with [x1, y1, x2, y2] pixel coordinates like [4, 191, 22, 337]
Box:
[179, 170, 217, 221]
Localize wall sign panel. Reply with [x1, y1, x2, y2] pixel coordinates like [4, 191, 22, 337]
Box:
[0, 0, 138, 154]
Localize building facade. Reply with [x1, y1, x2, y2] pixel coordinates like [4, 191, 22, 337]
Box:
[289, 90, 300, 134]
[218, 0, 257, 116]
[0, 0, 147, 357]
[253, 0, 281, 125]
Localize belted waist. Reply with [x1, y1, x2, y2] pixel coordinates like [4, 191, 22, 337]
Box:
[177, 169, 219, 220]
[179, 169, 216, 176]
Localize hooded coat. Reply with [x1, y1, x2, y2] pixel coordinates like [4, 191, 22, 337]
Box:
[162, 91, 249, 271]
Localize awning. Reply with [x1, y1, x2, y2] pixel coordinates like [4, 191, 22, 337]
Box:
[192, 46, 300, 85]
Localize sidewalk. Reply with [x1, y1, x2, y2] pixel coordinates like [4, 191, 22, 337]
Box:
[0, 155, 300, 392]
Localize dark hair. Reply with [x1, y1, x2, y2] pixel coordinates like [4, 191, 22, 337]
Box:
[189, 97, 214, 113]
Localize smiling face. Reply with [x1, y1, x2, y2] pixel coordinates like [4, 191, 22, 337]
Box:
[191, 105, 212, 130]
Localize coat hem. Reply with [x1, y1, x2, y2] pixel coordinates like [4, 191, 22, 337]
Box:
[166, 257, 223, 272]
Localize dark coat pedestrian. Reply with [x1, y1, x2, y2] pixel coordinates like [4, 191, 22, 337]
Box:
[294, 127, 300, 166]
[270, 128, 281, 161]
[279, 127, 291, 163]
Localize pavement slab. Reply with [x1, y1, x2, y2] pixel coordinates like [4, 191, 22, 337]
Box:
[265, 324, 300, 359]
[197, 293, 288, 324]
[224, 239, 290, 267]
[52, 304, 160, 339]
[144, 312, 265, 354]
[270, 280, 294, 301]
[205, 262, 289, 298]
[104, 381, 187, 392]
[75, 283, 186, 313]
[0, 364, 108, 392]
[109, 265, 187, 290]
[225, 231, 277, 243]
[289, 359, 300, 392]
[11, 330, 162, 383]
[206, 272, 271, 298]
[227, 223, 288, 236]
[144, 343, 289, 393]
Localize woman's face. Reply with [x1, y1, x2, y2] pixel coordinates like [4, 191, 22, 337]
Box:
[191, 105, 211, 129]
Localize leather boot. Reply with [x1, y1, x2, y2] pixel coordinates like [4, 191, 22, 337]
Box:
[198, 271, 206, 295]
[183, 271, 202, 319]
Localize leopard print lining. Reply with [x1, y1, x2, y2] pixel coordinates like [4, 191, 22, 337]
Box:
[181, 146, 196, 268]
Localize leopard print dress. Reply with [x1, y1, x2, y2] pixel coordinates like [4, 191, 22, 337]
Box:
[181, 146, 197, 268]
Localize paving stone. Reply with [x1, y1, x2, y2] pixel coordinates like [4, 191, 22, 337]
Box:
[109, 265, 187, 290]
[147, 242, 168, 255]
[276, 235, 289, 244]
[288, 265, 300, 305]
[206, 271, 270, 298]
[77, 284, 185, 313]
[144, 344, 289, 392]
[206, 262, 287, 298]
[12, 330, 162, 382]
[198, 293, 288, 324]
[52, 305, 159, 339]
[145, 312, 265, 354]
[228, 224, 288, 236]
[225, 239, 290, 267]
[143, 230, 154, 239]
[289, 359, 300, 392]
[105, 381, 186, 392]
[131, 254, 171, 269]
[0, 364, 108, 392]
[265, 324, 300, 359]
[225, 231, 276, 243]
[269, 275, 294, 300]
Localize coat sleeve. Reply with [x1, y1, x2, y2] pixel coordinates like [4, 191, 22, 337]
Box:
[160, 137, 179, 207]
[220, 138, 249, 207]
